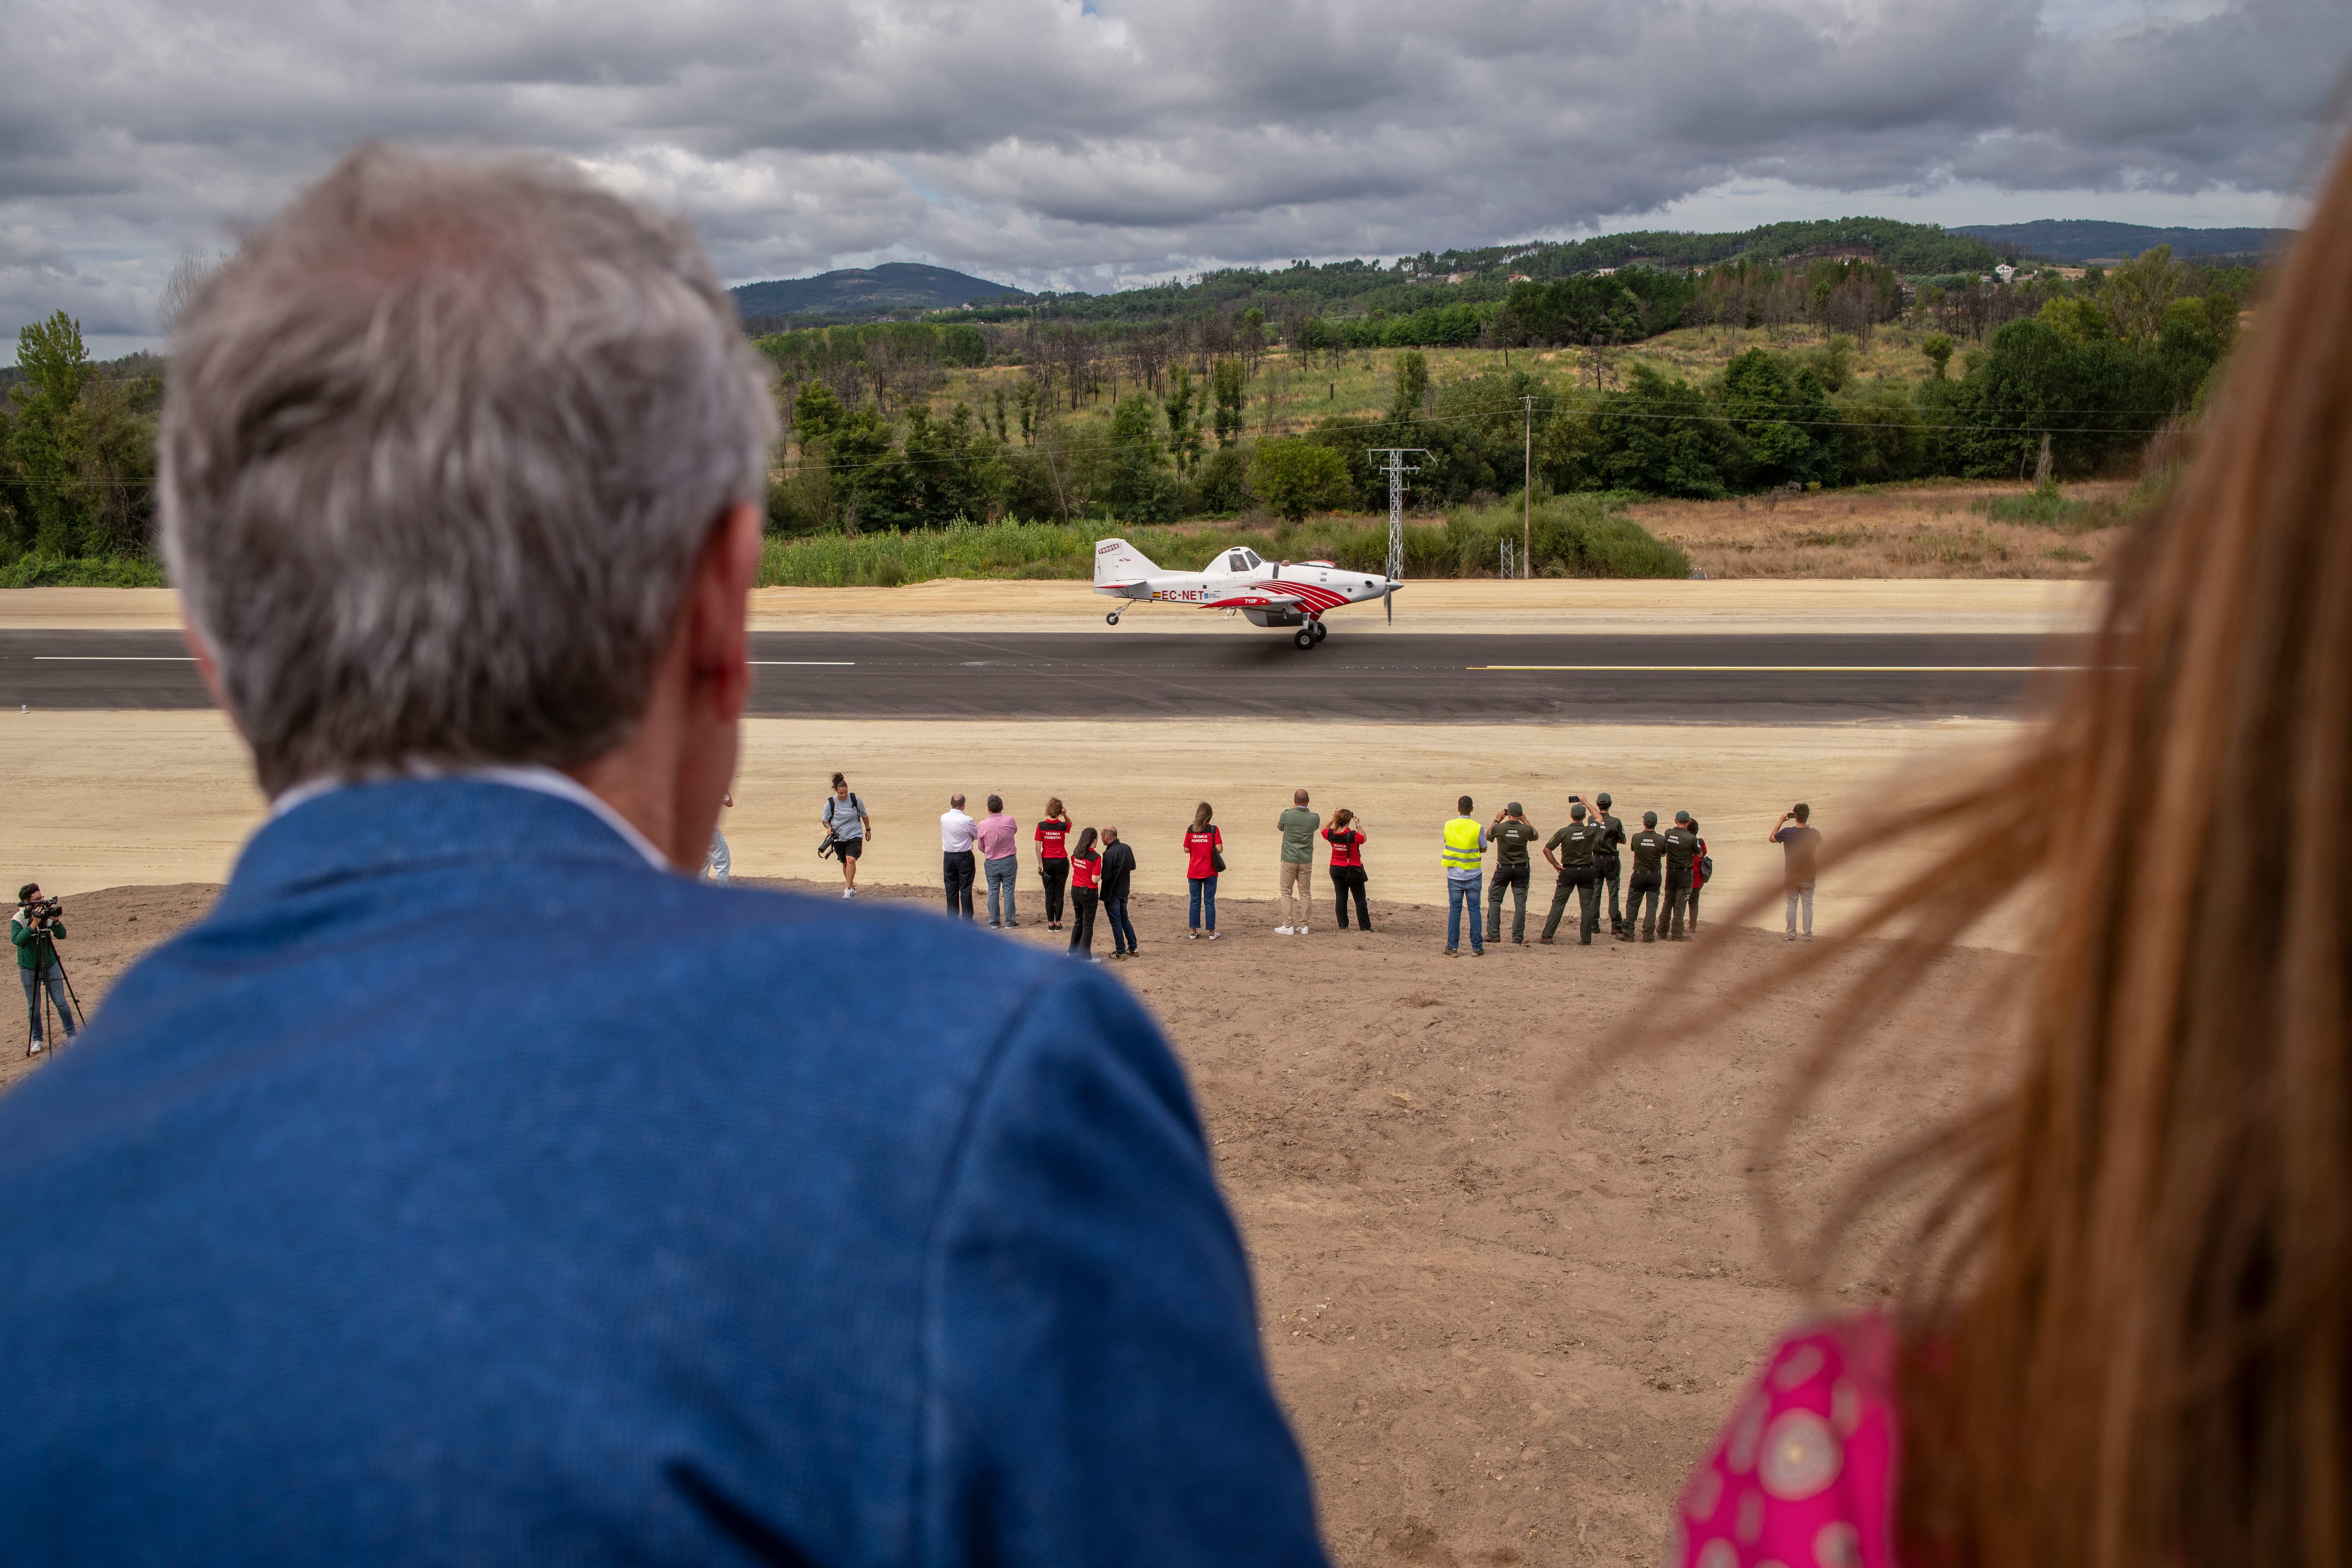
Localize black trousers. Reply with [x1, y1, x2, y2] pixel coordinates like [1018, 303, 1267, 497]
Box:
[1662, 867, 1694, 937]
[1598, 855, 1623, 931]
[1542, 870, 1601, 942]
[1624, 872, 1661, 939]
[1687, 883, 1702, 931]
[1486, 860, 1531, 943]
[1069, 888, 1099, 954]
[1330, 865, 1371, 929]
[1040, 858, 1069, 923]
[942, 850, 977, 919]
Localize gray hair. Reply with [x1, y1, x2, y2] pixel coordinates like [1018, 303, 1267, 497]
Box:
[159, 144, 776, 796]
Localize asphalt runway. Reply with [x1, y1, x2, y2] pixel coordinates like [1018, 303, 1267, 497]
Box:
[3, 628, 2078, 723]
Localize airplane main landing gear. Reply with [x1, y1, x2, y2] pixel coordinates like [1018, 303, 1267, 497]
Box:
[1293, 626, 1316, 650]
[1105, 611, 1120, 626]
[1309, 619, 1327, 643]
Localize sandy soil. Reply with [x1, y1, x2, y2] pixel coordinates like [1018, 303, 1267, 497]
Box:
[5, 875, 2014, 1566]
[1631, 481, 2136, 582]
[1, 577, 2102, 637]
[6, 711, 2021, 952]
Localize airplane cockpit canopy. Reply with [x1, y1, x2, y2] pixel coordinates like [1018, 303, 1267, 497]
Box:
[1223, 549, 1263, 573]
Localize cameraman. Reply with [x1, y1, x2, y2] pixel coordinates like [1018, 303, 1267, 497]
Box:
[13, 883, 77, 1053]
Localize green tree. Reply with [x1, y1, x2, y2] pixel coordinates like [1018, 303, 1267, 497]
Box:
[1210, 357, 1247, 447]
[1387, 350, 1429, 426]
[1250, 438, 1353, 523]
[1101, 393, 1177, 522]
[1719, 349, 1828, 489]
[1589, 364, 1724, 497]
[794, 381, 847, 444]
[1162, 364, 1203, 476]
[2101, 245, 2186, 348]
[6, 312, 97, 557]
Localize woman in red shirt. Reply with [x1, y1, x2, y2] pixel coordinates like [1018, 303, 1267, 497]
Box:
[1686, 817, 1707, 933]
[1034, 797, 1073, 931]
[1066, 826, 1103, 961]
[1322, 810, 1371, 931]
[1183, 801, 1223, 941]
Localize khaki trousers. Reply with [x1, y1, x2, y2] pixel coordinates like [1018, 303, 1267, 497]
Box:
[1279, 860, 1311, 926]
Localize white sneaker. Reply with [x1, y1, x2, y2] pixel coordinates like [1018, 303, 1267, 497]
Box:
[1276, 926, 1294, 935]
[1297, 925, 1310, 935]
[843, 887, 855, 899]
[1206, 931, 1222, 941]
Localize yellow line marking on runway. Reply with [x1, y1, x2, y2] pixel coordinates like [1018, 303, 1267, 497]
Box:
[1469, 664, 2076, 673]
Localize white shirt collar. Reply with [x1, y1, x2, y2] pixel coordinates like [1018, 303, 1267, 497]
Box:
[272, 762, 675, 874]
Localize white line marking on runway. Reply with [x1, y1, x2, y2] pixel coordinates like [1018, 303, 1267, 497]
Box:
[1469, 664, 2077, 673]
[748, 661, 856, 665]
[32, 656, 198, 661]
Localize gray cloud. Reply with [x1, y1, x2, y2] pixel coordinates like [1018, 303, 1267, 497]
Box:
[2, 0, 2345, 352]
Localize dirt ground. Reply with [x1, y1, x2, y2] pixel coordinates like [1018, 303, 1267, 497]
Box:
[1630, 480, 2136, 581]
[5, 875, 2018, 1566]
[5, 710, 2024, 952]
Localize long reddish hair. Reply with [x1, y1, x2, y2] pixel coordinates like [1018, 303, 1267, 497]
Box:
[1685, 136, 2352, 1567]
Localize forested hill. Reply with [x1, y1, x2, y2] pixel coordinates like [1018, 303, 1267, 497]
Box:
[731, 263, 1029, 327]
[1952, 220, 2295, 263]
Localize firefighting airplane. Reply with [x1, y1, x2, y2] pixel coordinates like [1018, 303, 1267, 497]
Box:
[1091, 538, 1403, 649]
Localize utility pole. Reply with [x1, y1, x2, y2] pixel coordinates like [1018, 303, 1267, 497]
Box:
[1366, 448, 1429, 586]
[1520, 395, 1534, 581]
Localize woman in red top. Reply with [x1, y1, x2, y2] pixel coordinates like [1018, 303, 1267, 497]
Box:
[1322, 810, 1371, 932]
[1182, 801, 1223, 940]
[1685, 817, 1707, 934]
[1065, 826, 1102, 961]
[1034, 797, 1073, 931]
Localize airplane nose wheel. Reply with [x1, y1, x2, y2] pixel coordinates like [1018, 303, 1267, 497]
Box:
[1293, 626, 1316, 650]
[1105, 611, 1120, 626]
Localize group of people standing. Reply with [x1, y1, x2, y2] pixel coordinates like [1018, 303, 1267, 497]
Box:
[806, 774, 1828, 958]
[928, 790, 1140, 961]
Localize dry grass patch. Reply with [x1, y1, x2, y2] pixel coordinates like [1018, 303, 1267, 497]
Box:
[1631, 479, 2136, 579]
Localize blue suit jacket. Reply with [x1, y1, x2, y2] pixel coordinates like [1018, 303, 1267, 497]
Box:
[0, 781, 1327, 1566]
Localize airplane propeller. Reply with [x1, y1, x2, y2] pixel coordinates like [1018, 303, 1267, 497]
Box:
[1385, 582, 1396, 624]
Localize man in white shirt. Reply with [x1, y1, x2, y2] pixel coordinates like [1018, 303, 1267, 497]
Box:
[941, 793, 978, 920]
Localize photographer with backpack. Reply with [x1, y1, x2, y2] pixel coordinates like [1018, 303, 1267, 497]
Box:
[819, 773, 871, 898]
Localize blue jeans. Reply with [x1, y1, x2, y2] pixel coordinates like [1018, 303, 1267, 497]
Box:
[1188, 875, 1218, 931]
[985, 856, 1018, 924]
[1446, 875, 1483, 952]
[1106, 897, 1138, 954]
[20, 964, 74, 1044]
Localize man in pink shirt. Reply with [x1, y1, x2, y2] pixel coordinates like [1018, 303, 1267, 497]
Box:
[977, 794, 1022, 928]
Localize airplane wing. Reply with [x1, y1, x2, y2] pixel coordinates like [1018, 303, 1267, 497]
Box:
[1214, 579, 1352, 613]
[1094, 579, 1153, 599]
[1202, 590, 1307, 610]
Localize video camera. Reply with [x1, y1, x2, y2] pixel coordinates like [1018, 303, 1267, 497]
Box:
[24, 896, 62, 923]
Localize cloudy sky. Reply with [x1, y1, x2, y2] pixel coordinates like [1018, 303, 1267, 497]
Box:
[5, 0, 2347, 359]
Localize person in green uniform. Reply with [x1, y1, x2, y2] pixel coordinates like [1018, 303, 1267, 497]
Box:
[1622, 812, 1667, 943]
[1594, 792, 1629, 936]
[1539, 803, 1607, 944]
[13, 882, 78, 1053]
[1485, 802, 1541, 947]
[1660, 811, 1700, 940]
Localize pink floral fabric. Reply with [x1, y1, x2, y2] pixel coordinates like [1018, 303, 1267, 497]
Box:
[1666, 1315, 1899, 1568]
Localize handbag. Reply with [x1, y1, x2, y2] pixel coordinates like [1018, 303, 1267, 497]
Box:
[1212, 847, 1228, 874]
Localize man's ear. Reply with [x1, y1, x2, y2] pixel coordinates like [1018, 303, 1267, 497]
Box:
[686, 501, 764, 721]
[180, 616, 248, 741]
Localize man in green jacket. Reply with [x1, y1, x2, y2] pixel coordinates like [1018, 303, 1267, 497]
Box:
[1275, 790, 1321, 935]
[1540, 804, 1608, 945]
[1485, 802, 1542, 947]
[13, 882, 77, 1054]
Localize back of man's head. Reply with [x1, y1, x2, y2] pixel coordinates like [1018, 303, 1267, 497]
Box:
[1294, 789, 1309, 805]
[159, 145, 776, 798]
[951, 793, 966, 810]
[1570, 803, 1586, 820]
[1643, 810, 1658, 828]
[1674, 810, 1690, 825]
[1457, 795, 1473, 815]
[1794, 802, 1811, 823]
[1596, 793, 1611, 810]
[987, 795, 1003, 815]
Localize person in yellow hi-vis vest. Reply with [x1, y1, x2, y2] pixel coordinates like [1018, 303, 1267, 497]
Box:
[1440, 795, 1487, 957]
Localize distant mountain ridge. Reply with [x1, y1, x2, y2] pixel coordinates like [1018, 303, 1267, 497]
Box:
[730, 262, 1029, 324]
[1953, 220, 2294, 263]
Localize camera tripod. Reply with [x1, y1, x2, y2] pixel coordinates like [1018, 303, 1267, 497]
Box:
[22, 944, 83, 1059]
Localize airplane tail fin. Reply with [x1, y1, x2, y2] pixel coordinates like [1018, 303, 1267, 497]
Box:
[1094, 537, 1157, 584]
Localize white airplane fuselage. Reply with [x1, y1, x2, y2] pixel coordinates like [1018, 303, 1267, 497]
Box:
[1091, 538, 1400, 647]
